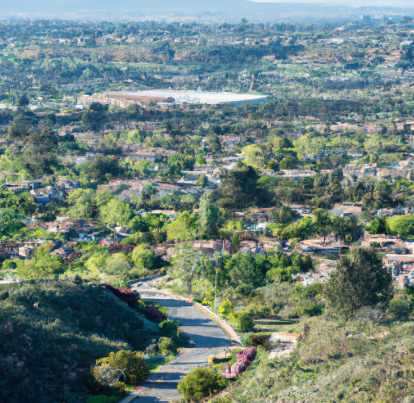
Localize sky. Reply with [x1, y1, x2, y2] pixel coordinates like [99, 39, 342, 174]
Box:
[251, 0, 414, 6]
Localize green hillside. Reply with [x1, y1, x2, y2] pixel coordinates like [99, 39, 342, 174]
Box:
[0, 281, 157, 403]
[219, 315, 414, 403]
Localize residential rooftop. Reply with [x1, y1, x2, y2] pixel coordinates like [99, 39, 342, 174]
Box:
[107, 90, 269, 106]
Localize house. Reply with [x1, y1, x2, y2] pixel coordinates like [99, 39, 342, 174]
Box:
[18, 246, 35, 259]
[365, 124, 386, 135]
[150, 210, 180, 220]
[192, 240, 219, 255]
[348, 151, 364, 159]
[249, 208, 273, 222]
[222, 136, 241, 151]
[361, 235, 408, 253]
[122, 146, 177, 163]
[43, 217, 99, 238]
[376, 206, 414, 217]
[330, 203, 362, 218]
[281, 169, 315, 179]
[99, 239, 116, 247]
[396, 274, 409, 290]
[288, 204, 313, 215]
[383, 254, 414, 270]
[114, 226, 133, 239]
[51, 247, 75, 260]
[238, 240, 266, 254]
[30, 189, 51, 204]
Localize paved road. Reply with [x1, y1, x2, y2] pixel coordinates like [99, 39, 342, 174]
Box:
[129, 286, 233, 403]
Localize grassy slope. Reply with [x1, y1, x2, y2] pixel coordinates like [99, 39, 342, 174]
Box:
[0, 281, 157, 403]
[223, 315, 414, 403]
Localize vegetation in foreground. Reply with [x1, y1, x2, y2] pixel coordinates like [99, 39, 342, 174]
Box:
[0, 281, 160, 403]
[217, 315, 414, 403]
[203, 247, 414, 403]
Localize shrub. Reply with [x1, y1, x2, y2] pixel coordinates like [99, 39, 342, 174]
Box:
[178, 367, 228, 401]
[0, 290, 9, 300]
[219, 300, 233, 316]
[238, 314, 254, 332]
[157, 337, 177, 355]
[94, 350, 149, 386]
[158, 319, 180, 337]
[87, 395, 119, 403]
[246, 334, 270, 350]
[389, 295, 411, 319]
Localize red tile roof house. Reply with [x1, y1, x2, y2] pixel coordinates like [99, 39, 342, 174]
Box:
[99, 239, 116, 247]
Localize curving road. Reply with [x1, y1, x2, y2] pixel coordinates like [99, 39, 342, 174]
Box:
[127, 285, 233, 403]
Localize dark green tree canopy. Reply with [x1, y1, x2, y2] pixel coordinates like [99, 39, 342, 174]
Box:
[326, 246, 394, 318]
[211, 162, 273, 210]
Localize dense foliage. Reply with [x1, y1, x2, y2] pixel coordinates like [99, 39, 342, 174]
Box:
[0, 281, 156, 403]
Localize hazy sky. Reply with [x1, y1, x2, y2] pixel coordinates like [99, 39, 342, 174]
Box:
[252, 0, 414, 6]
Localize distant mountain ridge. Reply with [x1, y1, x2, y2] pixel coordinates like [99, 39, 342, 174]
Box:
[1, 0, 414, 21]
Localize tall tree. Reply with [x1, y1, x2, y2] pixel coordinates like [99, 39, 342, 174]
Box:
[166, 212, 198, 242]
[23, 127, 60, 177]
[326, 246, 393, 318]
[82, 102, 108, 132]
[312, 209, 332, 244]
[198, 195, 220, 238]
[211, 162, 273, 210]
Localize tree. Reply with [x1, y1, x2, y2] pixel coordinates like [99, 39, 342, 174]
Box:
[281, 217, 313, 241]
[279, 155, 298, 170]
[331, 216, 360, 243]
[225, 253, 267, 290]
[16, 93, 30, 107]
[211, 162, 273, 210]
[238, 313, 255, 332]
[272, 205, 293, 224]
[312, 209, 332, 244]
[368, 217, 387, 235]
[104, 253, 131, 276]
[166, 212, 198, 242]
[23, 127, 60, 177]
[94, 350, 149, 386]
[178, 367, 227, 401]
[6, 117, 30, 141]
[171, 246, 206, 293]
[386, 215, 414, 237]
[67, 189, 96, 219]
[131, 244, 158, 270]
[326, 246, 393, 318]
[88, 155, 123, 182]
[100, 199, 131, 226]
[198, 196, 221, 238]
[0, 209, 24, 238]
[82, 102, 108, 131]
[17, 243, 64, 279]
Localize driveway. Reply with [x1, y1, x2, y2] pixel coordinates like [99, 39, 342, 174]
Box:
[127, 286, 233, 403]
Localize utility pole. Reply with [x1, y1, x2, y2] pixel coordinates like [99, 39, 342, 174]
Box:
[214, 253, 222, 313]
[215, 267, 218, 313]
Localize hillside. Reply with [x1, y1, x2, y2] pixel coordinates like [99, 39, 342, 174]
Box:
[0, 281, 157, 403]
[220, 315, 414, 403]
